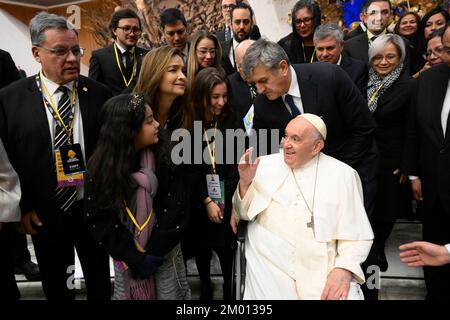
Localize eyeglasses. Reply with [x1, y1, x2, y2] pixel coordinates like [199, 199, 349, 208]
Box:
[196, 49, 217, 56]
[295, 17, 313, 26]
[426, 47, 444, 57]
[222, 4, 236, 10]
[371, 54, 399, 64]
[441, 46, 450, 55]
[116, 26, 142, 35]
[38, 46, 84, 57]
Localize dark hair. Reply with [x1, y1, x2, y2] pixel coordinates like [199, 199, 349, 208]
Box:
[108, 8, 141, 39]
[361, 0, 392, 14]
[231, 2, 254, 22]
[419, 6, 450, 40]
[394, 11, 421, 35]
[190, 67, 231, 125]
[88, 93, 148, 208]
[428, 26, 445, 44]
[291, 0, 322, 37]
[160, 8, 187, 29]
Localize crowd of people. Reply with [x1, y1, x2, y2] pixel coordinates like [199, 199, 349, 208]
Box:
[0, 0, 450, 301]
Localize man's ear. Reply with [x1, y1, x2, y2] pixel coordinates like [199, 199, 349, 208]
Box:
[313, 139, 325, 154]
[32, 46, 41, 63]
[279, 60, 289, 76]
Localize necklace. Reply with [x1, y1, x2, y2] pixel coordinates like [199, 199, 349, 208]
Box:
[291, 153, 320, 232]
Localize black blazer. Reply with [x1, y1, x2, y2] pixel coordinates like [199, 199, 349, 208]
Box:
[228, 72, 255, 128]
[0, 76, 111, 216]
[340, 54, 369, 96]
[252, 63, 377, 181]
[0, 49, 20, 89]
[344, 25, 365, 41]
[220, 39, 236, 75]
[89, 44, 148, 96]
[344, 32, 411, 75]
[404, 64, 450, 216]
[278, 32, 318, 64]
[372, 72, 414, 172]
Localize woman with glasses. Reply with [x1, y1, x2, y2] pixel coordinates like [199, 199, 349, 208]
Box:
[413, 28, 446, 78]
[367, 34, 414, 273]
[186, 31, 224, 87]
[278, 0, 321, 64]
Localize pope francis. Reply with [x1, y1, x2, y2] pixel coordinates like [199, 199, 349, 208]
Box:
[233, 114, 374, 300]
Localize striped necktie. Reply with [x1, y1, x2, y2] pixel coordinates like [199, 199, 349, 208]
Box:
[54, 86, 78, 212]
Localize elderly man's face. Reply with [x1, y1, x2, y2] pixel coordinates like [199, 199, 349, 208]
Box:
[32, 28, 81, 85]
[283, 117, 323, 169]
[363, 1, 391, 34]
[315, 36, 344, 64]
[246, 61, 290, 100]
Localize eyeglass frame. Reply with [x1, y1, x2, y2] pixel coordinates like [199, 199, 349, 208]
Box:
[426, 46, 445, 57]
[36, 45, 85, 57]
[116, 26, 142, 35]
[294, 16, 313, 26]
[222, 4, 236, 10]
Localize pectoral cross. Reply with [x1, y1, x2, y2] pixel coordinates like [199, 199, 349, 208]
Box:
[307, 216, 314, 229]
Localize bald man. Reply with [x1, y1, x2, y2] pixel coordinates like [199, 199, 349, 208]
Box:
[233, 114, 374, 300]
[228, 39, 257, 129]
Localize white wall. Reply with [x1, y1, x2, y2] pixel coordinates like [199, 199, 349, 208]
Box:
[248, 0, 297, 42]
[0, 8, 88, 77]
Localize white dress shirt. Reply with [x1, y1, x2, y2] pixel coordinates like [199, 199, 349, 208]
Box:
[282, 66, 304, 115]
[40, 72, 85, 200]
[228, 38, 240, 68]
[115, 41, 135, 68]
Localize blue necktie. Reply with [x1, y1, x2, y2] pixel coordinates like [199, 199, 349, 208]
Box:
[284, 94, 301, 117]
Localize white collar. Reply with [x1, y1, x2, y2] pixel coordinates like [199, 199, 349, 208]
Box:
[284, 66, 301, 100]
[367, 29, 386, 39]
[336, 54, 342, 66]
[115, 41, 135, 54]
[40, 71, 74, 96]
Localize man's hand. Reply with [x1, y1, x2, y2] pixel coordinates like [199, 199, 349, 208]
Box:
[411, 178, 422, 201]
[230, 208, 239, 234]
[399, 241, 450, 267]
[206, 200, 223, 224]
[238, 147, 260, 198]
[321, 268, 352, 300]
[20, 211, 42, 235]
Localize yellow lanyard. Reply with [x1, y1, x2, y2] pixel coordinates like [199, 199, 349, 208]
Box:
[368, 83, 384, 105]
[40, 78, 77, 141]
[114, 43, 136, 87]
[302, 42, 315, 63]
[204, 121, 218, 174]
[124, 202, 153, 234]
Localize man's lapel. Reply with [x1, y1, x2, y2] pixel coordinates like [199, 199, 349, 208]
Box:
[295, 68, 320, 115]
[29, 77, 52, 144]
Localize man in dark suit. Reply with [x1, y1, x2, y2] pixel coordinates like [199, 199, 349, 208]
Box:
[221, 2, 256, 75]
[404, 22, 450, 300]
[314, 23, 368, 95]
[229, 39, 257, 129]
[216, 0, 237, 43]
[89, 8, 147, 95]
[0, 12, 111, 300]
[0, 49, 20, 89]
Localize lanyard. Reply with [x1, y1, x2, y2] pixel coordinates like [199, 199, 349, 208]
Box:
[114, 43, 137, 87]
[36, 73, 77, 143]
[124, 202, 153, 235]
[368, 83, 384, 105]
[204, 121, 218, 174]
[302, 42, 315, 64]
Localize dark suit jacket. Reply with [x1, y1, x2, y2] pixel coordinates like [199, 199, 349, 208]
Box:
[0, 49, 20, 89]
[220, 39, 236, 75]
[344, 25, 365, 41]
[89, 44, 147, 95]
[340, 54, 369, 96]
[0, 76, 111, 217]
[252, 63, 377, 186]
[228, 72, 255, 128]
[404, 64, 450, 216]
[343, 32, 411, 75]
[278, 32, 318, 64]
[372, 72, 414, 172]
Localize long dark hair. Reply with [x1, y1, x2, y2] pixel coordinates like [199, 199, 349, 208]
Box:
[190, 67, 231, 126]
[88, 93, 148, 208]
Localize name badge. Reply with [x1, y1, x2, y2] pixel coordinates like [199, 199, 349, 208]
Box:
[55, 144, 85, 187]
[206, 174, 225, 209]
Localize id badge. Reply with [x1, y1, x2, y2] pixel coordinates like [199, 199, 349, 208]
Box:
[55, 144, 85, 187]
[206, 174, 225, 209]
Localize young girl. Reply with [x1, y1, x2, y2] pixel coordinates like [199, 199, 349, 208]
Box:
[85, 93, 162, 300]
[189, 67, 239, 300]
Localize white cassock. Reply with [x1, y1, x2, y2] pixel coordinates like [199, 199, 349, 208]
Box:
[233, 152, 374, 300]
[0, 138, 21, 223]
